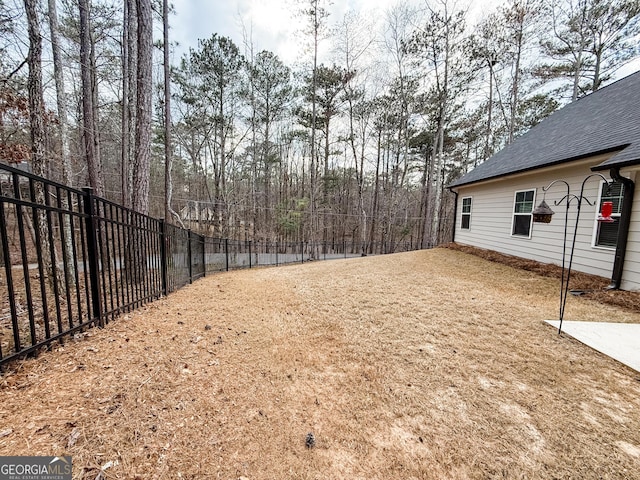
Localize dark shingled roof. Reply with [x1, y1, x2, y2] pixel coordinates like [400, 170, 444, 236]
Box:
[450, 70, 640, 188]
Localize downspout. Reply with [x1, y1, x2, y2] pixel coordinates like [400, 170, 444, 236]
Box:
[448, 187, 459, 243]
[608, 167, 634, 290]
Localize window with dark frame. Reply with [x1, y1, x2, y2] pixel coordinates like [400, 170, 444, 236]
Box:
[595, 180, 624, 248]
[512, 189, 535, 237]
[461, 197, 472, 229]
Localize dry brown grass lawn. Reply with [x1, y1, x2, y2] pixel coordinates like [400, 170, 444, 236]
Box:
[1, 248, 640, 479]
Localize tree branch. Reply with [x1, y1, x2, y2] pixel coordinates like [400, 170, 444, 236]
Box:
[3, 59, 27, 82]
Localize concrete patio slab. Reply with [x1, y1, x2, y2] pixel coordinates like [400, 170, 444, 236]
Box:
[546, 320, 640, 373]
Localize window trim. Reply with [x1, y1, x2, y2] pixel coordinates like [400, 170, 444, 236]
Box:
[592, 179, 623, 250]
[510, 188, 536, 239]
[461, 196, 472, 230]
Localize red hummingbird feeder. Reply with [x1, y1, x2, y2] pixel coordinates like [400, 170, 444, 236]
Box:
[598, 201, 615, 223]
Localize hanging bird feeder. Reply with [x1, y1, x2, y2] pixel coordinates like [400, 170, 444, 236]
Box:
[597, 201, 615, 223]
[533, 199, 555, 223]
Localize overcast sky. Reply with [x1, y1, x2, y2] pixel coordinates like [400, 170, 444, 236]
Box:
[169, 0, 441, 64]
[171, 0, 298, 62]
[167, 0, 639, 82]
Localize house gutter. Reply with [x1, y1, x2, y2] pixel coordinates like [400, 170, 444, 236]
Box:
[608, 167, 635, 290]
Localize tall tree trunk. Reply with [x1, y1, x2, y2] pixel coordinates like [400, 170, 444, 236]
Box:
[25, 0, 59, 289]
[47, 0, 75, 281]
[121, 0, 130, 207]
[368, 128, 382, 254]
[322, 116, 330, 250]
[571, 49, 583, 101]
[215, 88, 225, 236]
[508, 20, 523, 144]
[429, 121, 445, 245]
[79, 0, 103, 196]
[419, 149, 431, 249]
[485, 60, 494, 157]
[89, 17, 101, 189]
[24, 0, 45, 177]
[428, 7, 451, 248]
[264, 110, 271, 240]
[592, 46, 603, 92]
[346, 93, 366, 254]
[132, 0, 152, 214]
[571, 1, 589, 102]
[162, 0, 182, 227]
[47, 0, 70, 184]
[508, 66, 517, 143]
[309, 0, 320, 253]
[246, 43, 259, 240]
[125, 0, 137, 207]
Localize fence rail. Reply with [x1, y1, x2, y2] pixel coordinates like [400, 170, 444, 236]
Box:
[0, 162, 421, 367]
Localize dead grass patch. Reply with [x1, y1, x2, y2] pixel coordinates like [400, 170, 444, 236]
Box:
[1, 249, 640, 479]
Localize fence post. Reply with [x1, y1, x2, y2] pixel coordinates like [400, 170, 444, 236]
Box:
[249, 240, 252, 268]
[159, 219, 168, 296]
[301, 242, 304, 263]
[202, 234, 206, 277]
[187, 229, 193, 284]
[82, 187, 103, 327]
[275, 241, 278, 266]
[225, 238, 229, 271]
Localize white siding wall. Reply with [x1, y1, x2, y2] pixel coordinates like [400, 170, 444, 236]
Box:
[453, 158, 635, 286]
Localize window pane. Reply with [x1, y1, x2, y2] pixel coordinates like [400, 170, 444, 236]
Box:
[515, 201, 533, 213]
[596, 219, 619, 247]
[461, 214, 470, 229]
[515, 191, 534, 202]
[513, 215, 531, 236]
[462, 198, 472, 213]
[514, 190, 534, 214]
[601, 182, 624, 214]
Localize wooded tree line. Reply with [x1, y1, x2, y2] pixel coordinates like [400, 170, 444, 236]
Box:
[2, 0, 639, 252]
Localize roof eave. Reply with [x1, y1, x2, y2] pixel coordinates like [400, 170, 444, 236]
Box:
[591, 159, 640, 172]
[591, 144, 640, 171]
[450, 146, 625, 189]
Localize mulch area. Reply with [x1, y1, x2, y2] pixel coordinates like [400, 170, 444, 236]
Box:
[444, 242, 640, 313]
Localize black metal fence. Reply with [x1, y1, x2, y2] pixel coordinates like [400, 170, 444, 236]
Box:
[0, 162, 419, 367]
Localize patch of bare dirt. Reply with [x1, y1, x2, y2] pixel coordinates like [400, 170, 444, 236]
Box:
[1, 249, 640, 479]
[444, 242, 640, 313]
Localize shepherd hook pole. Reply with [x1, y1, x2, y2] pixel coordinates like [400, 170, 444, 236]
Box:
[542, 174, 609, 334]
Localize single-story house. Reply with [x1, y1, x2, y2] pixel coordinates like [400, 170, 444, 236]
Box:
[449, 70, 640, 291]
